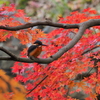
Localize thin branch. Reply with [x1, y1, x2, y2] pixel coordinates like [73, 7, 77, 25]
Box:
[82, 45, 99, 55]
[0, 19, 100, 31]
[0, 47, 17, 59]
[26, 75, 48, 95]
[0, 20, 79, 31]
[0, 56, 13, 60]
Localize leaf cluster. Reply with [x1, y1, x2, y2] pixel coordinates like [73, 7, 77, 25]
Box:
[0, 5, 100, 100]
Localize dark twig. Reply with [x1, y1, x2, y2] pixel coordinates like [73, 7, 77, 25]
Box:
[82, 46, 99, 55]
[0, 47, 17, 59]
[26, 75, 48, 95]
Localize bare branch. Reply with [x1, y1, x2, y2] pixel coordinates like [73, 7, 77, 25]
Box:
[0, 20, 79, 31]
[27, 75, 48, 95]
[82, 46, 99, 55]
[0, 19, 100, 31]
[0, 19, 100, 64]
[0, 56, 13, 60]
[0, 47, 17, 59]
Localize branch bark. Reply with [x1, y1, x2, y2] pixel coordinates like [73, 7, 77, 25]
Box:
[0, 19, 100, 64]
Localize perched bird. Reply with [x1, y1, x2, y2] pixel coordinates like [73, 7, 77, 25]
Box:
[27, 40, 47, 59]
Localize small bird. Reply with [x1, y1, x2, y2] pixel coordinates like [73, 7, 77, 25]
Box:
[27, 40, 47, 59]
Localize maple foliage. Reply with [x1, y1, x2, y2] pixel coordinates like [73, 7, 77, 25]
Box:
[0, 70, 26, 100]
[0, 4, 100, 100]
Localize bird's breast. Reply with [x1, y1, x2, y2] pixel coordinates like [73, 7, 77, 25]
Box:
[29, 46, 42, 57]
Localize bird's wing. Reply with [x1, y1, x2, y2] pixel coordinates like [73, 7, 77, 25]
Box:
[27, 45, 39, 56]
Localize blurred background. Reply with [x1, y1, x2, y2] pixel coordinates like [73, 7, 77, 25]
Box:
[0, 0, 100, 21]
[0, 0, 100, 99]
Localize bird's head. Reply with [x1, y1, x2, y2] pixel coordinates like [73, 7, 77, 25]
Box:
[33, 40, 47, 46]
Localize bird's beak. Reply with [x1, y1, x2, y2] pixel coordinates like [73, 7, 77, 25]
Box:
[42, 44, 48, 46]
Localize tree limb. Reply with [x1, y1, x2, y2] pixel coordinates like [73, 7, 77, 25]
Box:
[0, 19, 100, 64]
[0, 19, 100, 31]
[0, 20, 79, 31]
[0, 45, 98, 63]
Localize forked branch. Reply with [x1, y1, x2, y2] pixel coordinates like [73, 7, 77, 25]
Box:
[0, 19, 100, 64]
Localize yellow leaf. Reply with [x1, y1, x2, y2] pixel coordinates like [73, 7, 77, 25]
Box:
[0, 70, 26, 100]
